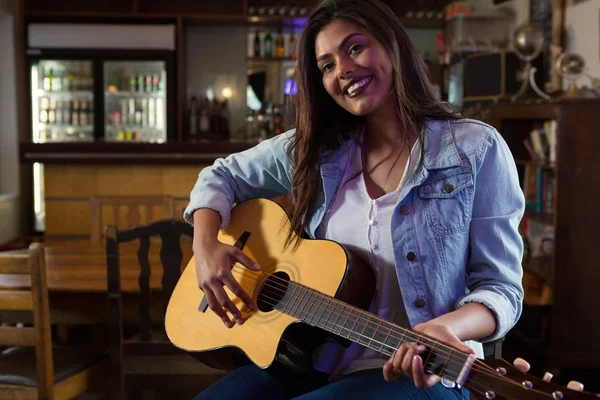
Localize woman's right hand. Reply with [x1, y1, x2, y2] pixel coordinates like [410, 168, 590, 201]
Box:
[194, 237, 261, 328]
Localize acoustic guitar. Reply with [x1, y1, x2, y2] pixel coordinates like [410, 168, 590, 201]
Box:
[166, 198, 596, 399]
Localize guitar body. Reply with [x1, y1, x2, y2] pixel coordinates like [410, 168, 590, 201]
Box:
[166, 199, 600, 399]
[166, 198, 375, 376]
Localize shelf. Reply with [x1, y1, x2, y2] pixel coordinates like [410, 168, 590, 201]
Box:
[38, 123, 94, 131]
[524, 209, 554, 227]
[37, 90, 94, 98]
[515, 159, 556, 170]
[105, 91, 165, 98]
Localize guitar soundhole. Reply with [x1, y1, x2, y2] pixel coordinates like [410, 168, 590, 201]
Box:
[257, 271, 290, 313]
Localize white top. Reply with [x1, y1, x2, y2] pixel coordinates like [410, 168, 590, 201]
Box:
[313, 138, 421, 377]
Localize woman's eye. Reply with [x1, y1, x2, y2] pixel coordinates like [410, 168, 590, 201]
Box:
[349, 44, 364, 55]
[322, 63, 333, 72]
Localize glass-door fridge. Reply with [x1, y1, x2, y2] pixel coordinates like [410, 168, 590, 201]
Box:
[27, 50, 175, 144]
[30, 59, 95, 142]
[104, 61, 167, 142]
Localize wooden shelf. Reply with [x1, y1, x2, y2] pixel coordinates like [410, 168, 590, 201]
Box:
[515, 159, 556, 170]
[524, 209, 554, 227]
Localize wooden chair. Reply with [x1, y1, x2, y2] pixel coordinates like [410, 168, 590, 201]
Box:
[105, 221, 225, 400]
[0, 243, 109, 399]
[90, 196, 175, 242]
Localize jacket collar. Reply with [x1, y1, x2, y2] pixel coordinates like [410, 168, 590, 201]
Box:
[421, 119, 463, 170]
[320, 119, 463, 172]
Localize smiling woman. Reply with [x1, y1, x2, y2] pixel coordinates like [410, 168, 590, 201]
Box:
[184, 0, 525, 399]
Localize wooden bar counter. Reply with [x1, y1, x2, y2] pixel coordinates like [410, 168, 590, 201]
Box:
[20, 140, 256, 237]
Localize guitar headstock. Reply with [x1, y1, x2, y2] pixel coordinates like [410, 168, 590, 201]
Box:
[465, 358, 600, 400]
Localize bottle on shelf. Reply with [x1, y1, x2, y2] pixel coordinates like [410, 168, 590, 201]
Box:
[273, 105, 283, 135]
[130, 74, 137, 93]
[43, 66, 53, 92]
[199, 96, 210, 135]
[189, 95, 198, 139]
[253, 30, 261, 57]
[276, 30, 285, 58]
[264, 32, 273, 58]
[221, 99, 231, 139]
[288, 31, 297, 59]
[152, 74, 159, 92]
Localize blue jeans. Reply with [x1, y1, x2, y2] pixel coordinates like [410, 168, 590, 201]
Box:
[193, 364, 470, 400]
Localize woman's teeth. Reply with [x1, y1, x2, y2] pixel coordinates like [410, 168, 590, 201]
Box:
[347, 76, 372, 96]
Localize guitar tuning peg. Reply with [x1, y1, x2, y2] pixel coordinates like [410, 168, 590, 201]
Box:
[567, 381, 584, 392]
[513, 357, 531, 373]
[543, 372, 553, 382]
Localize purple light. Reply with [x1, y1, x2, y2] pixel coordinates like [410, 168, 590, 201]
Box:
[284, 77, 298, 95]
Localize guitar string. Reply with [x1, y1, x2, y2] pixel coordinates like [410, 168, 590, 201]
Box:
[223, 265, 513, 384]
[244, 282, 559, 399]
[228, 264, 499, 377]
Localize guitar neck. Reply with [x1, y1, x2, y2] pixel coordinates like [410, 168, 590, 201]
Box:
[273, 280, 474, 385]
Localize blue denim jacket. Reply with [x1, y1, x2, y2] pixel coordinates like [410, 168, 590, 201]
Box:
[184, 119, 525, 342]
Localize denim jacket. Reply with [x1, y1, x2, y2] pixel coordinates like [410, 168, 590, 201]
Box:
[184, 119, 525, 342]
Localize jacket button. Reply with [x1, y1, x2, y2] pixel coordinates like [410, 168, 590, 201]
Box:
[406, 252, 416, 261]
[415, 298, 426, 308]
[400, 205, 410, 214]
[442, 183, 454, 193]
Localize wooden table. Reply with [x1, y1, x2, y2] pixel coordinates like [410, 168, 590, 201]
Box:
[0, 238, 194, 324]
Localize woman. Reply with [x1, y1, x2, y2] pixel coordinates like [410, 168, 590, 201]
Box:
[185, 0, 525, 398]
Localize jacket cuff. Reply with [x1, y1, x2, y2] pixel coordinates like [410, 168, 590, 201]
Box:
[455, 288, 513, 343]
[183, 195, 232, 229]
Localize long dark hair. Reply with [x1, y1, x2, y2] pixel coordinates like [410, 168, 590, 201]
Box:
[286, 0, 459, 246]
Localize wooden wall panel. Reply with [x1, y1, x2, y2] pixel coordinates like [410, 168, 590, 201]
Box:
[44, 165, 98, 197]
[44, 164, 208, 236]
[45, 201, 91, 237]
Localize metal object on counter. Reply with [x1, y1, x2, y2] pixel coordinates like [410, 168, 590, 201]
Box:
[510, 23, 550, 102]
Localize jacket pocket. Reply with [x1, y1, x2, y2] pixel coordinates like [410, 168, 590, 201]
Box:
[418, 168, 474, 235]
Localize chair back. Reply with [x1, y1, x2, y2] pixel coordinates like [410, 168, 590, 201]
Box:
[0, 243, 53, 398]
[105, 220, 193, 398]
[90, 195, 175, 242]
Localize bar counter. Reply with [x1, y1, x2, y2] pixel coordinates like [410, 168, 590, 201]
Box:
[20, 140, 258, 165]
[19, 140, 258, 237]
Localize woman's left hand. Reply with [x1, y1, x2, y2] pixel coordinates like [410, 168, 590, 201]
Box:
[382, 321, 475, 388]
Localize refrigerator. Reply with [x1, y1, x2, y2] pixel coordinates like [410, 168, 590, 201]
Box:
[27, 49, 176, 144]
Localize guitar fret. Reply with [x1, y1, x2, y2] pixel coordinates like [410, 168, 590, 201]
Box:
[329, 300, 343, 336]
[281, 281, 297, 316]
[313, 291, 327, 328]
[321, 296, 336, 331]
[297, 286, 311, 321]
[339, 303, 353, 339]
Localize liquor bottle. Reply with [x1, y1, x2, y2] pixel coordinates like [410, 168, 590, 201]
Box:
[220, 99, 231, 139]
[53, 66, 63, 92]
[72, 100, 80, 126]
[273, 105, 283, 135]
[209, 99, 221, 134]
[275, 31, 285, 58]
[264, 32, 273, 58]
[152, 74, 159, 92]
[148, 98, 156, 127]
[48, 98, 56, 125]
[288, 31, 297, 59]
[130, 75, 137, 93]
[253, 30, 261, 57]
[145, 74, 152, 93]
[189, 96, 198, 139]
[43, 67, 53, 92]
[199, 97, 210, 135]
[80, 100, 89, 126]
[72, 63, 81, 91]
[137, 75, 144, 93]
[55, 100, 63, 125]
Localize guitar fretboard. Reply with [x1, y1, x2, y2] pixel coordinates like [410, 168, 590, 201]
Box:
[263, 278, 469, 382]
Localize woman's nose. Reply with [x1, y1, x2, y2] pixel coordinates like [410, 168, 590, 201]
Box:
[336, 57, 355, 79]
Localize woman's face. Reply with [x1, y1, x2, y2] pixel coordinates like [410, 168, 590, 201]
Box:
[315, 18, 394, 116]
